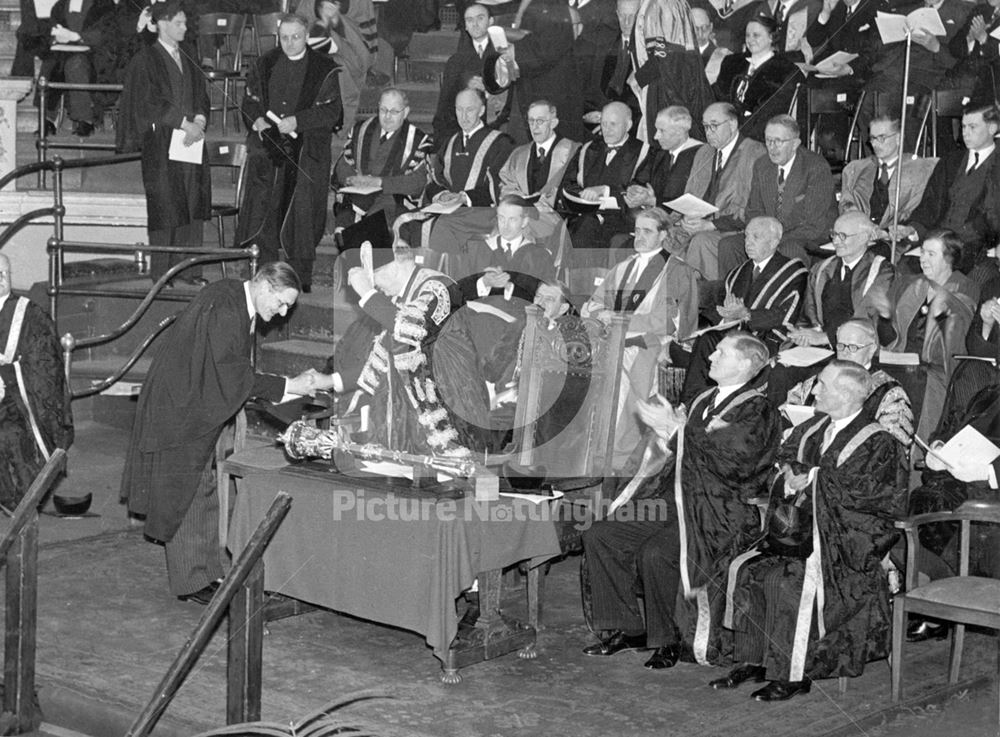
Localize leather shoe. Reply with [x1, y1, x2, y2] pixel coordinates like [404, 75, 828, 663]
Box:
[177, 580, 220, 606]
[709, 663, 767, 689]
[643, 645, 681, 670]
[582, 630, 647, 656]
[906, 619, 949, 642]
[751, 679, 812, 702]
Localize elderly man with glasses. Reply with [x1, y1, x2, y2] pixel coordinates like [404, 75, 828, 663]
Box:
[712, 114, 838, 281]
[791, 210, 895, 348]
[333, 87, 434, 232]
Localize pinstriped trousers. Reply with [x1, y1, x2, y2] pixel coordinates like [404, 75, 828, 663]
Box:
[164, 456, 224, 596]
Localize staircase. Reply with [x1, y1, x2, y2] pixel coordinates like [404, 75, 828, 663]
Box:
[40, 17, 461, 430]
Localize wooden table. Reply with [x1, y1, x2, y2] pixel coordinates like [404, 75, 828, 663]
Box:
[223, 446, 562, 682]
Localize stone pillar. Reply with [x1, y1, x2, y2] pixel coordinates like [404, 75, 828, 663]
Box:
[0, 78, 33, 191]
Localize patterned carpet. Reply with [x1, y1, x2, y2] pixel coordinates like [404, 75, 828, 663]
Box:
[22, 529, 996, 737]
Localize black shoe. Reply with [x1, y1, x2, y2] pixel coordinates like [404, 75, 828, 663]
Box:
[72, 120, 94, 137]
[751, 679, 812, 702]
[906, 619, 949, 642]
[643, 644, 681, 670]
[582, 630, 647, 656]
[177, 580, 220, 606]
[709, 663, 767, 689]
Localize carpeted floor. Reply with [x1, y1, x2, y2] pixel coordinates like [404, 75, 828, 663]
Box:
[22, 526, 997, 737]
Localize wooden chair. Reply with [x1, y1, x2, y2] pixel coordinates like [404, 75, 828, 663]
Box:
[196, 12, 247, 135]
[206, 140, 248, 267]
[891, 498, 1000, 723]
[915, 89, 969, 157]
[805, 87, 864, 162]
[252, 12, 283, 56]
[510, 305, 628, 518]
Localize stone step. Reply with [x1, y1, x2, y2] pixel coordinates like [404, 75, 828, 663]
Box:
[285, 284, 360, 344]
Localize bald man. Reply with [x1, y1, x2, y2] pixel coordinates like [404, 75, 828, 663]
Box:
[559, 101, 650, 296]
[0, 253, 74, 509]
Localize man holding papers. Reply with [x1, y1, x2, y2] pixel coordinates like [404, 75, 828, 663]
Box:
[581, 207, 698, 464]
[669, 102, 766, 280]
[116, 0, 210, 286]
[624, 106, 702, 211]
[805, 0, 887, 86]
[581, 333, 778, 671]
[332, 88, 434, 230]
[236, 13, 343, 293]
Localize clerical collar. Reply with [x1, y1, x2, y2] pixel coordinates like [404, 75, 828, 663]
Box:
[753, 254, 774, 273]
[243, 281, 255, 323]
[285, 50, 307, 61]
[713, 383, 742, 407]
[535, 134, 556, 156]
[825, 408, 863, 445]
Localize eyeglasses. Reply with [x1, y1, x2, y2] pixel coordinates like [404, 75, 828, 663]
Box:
[869, 133, 898, 144]
[378, 107, 406, 116]
[703, 120, 730, 132]
[830, 230, 862, 241]
[836, 342, 873, 354]
[527, 117, 552, 126]
[764, 137, 797, 146]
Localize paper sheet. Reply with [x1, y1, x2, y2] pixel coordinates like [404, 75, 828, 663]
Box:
[168, 129, 204, 164]
[338, 184, 382, 195]
[422, 199, 464, 215]
[879, 350, 920, 366]
[813, 51, 858, 74]
[499, 490, 564, 505]
[487, 25, 509, 49]
[777, 345, 834, 367]
[664, 193, 719, 218]
[464, 300, 518, 323]
[876, 8, 946, 44]
[935, 425, 1000, 468]
[563, 188, 616, 210]
[782, 404, 816, 427]
[50, 43, 91, 52]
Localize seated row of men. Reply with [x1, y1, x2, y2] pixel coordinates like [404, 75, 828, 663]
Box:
[336, 85, 999, 290]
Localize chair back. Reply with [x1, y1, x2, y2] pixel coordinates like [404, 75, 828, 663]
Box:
[510, 307, 628, 481]
[917, 89, 970, 157]
[253, 12, 283, 55]
[197, 12, 247, 72]
[206, 140, 248, 208]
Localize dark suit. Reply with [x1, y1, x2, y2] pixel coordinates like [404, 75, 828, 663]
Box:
[433, 35, 506, 148]
[560, 136, 649, 271]
[905, 148, 997, 253]
[947, 4, 1000, 107]
[804, 0, 888, 85]
[720, 148, 837, 274]
[632, 144, 700, 206]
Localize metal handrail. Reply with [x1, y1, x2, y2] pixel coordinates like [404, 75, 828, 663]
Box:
[36, 77, 124, 187]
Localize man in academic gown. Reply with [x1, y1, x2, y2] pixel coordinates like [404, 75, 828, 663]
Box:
[0, 254, 73, 509]
[425, 99, 578, 267]
[120, 263, 311, 604]
[581, 207, 698, 465]
[624, 106, 702, 213]
[116, 0, 210, 286]
[717, 361, 899, 701]
[581, 332, 779, 669]
[401, 88, 515, 253]
[560, 101, 649, 296]
[333, 87, 434, 228]
[314, 246, 492, 456]
[235, 13, 343, 291]
[678, 216, 807, 402]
